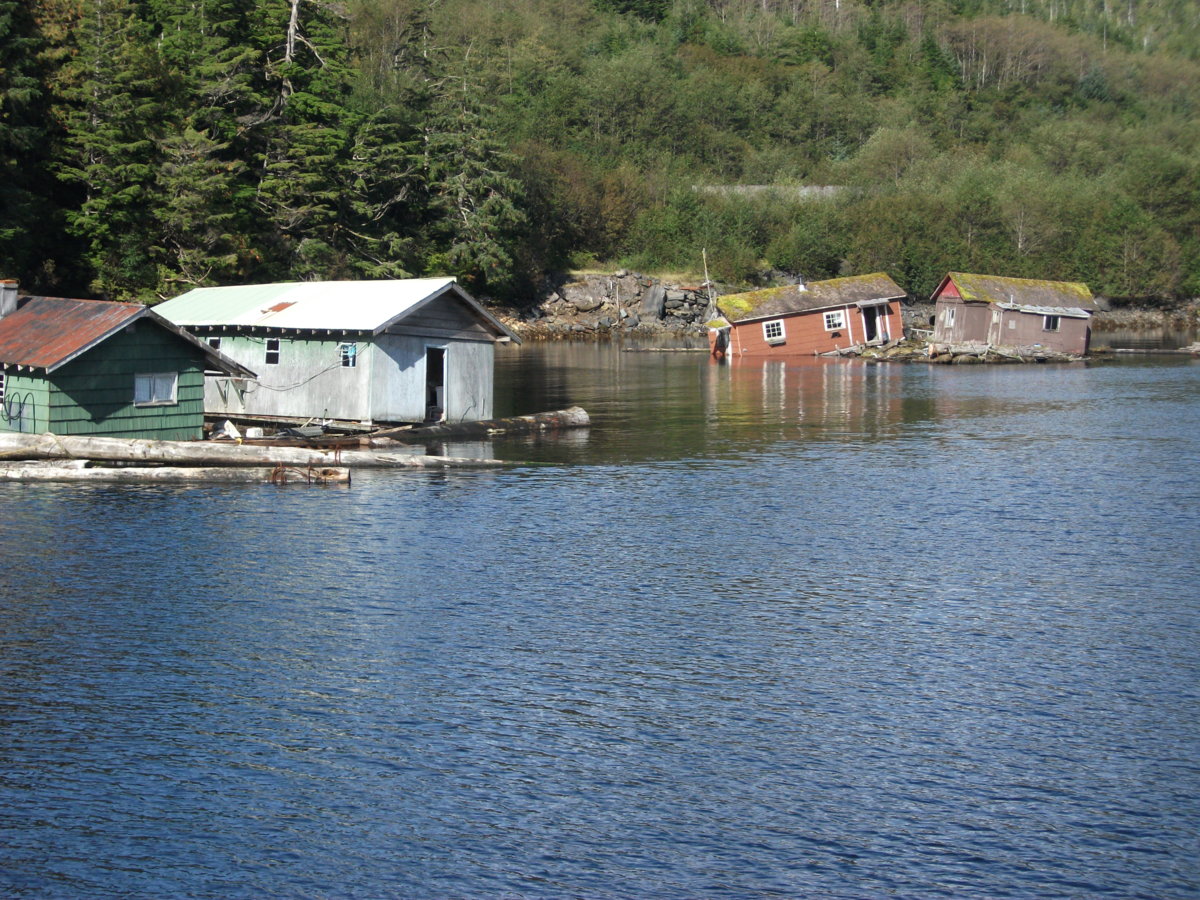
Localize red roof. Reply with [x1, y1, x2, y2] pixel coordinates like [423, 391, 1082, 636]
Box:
[0, 296, 147, 372]
[0, 295, 258, 377]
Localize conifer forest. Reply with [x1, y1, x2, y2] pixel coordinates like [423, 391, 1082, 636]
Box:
[1, 0, 1197, 304]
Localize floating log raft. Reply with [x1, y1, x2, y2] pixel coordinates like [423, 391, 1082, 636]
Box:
[0, 460, 350, 483]
[0, 432, 509, 469]
[373, 406, 591, 443]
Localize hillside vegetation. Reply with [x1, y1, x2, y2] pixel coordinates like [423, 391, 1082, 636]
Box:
[2, 0, 1198, 303]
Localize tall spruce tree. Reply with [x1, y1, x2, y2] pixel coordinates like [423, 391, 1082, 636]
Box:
[335, 108, 423, 278]
[57, 0, 169, 300]
[339, 0, 440, 278]
[0, 0, 46, 278]
[155, 125, 246, 295]
[424, 70, 526, 294]
[240, 0, 359, 280]
[146, 0, 255, 296]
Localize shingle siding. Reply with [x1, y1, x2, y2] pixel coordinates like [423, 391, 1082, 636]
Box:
[1, 324, 208, 440]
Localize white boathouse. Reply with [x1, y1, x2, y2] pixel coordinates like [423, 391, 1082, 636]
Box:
[155, 278, 519, 426]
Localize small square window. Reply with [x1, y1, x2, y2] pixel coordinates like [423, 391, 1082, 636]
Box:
[265, 337, 280, 365]
[339, 342, 357, 367]
[1043, 315, 1061, 332]
[207, 336, 222, 350]
[824, 310, 846, 331]
[762, 320, 785, 343]
[134, 372, 178, 406]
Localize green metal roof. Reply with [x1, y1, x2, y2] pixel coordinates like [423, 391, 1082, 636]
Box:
[155, 278, 518, 341]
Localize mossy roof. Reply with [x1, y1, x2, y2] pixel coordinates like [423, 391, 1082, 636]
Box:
[715, 273, 906, 323]
[938, 273, 1095, 309]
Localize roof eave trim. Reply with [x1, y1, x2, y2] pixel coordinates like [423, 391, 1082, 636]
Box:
[144, 308, 259, 379]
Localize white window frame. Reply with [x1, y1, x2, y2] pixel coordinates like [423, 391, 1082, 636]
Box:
[134, 372, 178, 407]
[1043, 315, 1061, 332]
[339, 341, 358, 368]
[823, 310, 846, 331]
[945, 306, 956, 327]
[207, 336, 222, 350]
[762, 320, 786, 344]
[265, 337, 280, 365]
[0, 370, 5, 405]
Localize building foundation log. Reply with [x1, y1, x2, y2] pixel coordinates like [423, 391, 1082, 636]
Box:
[0, 433, 508, 468]
[0, 461, 351, 483]
[375, 406, 591, 442]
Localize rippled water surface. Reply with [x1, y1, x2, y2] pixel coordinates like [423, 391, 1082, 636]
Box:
[2, 345, 1198, 898]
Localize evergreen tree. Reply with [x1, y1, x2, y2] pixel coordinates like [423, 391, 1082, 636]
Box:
[155, 125, 246, 295]
[424, 70, 526, 294]
[0, 0, 47, 277]
[240, 0, 359, 280]
[147, 0, 256, 295]
[336, 109, 423, 278]
[57, 0, 169, 300]
[336, 0, 443, 278]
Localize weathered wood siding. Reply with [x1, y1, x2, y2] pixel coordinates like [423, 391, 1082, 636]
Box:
[203, 334, 374, 422]
[932, 298, 992, 344]
[444, 340, 494, 422]
[371, 334, 494, 423]
[989, 307, 1091, 354]
[934, 298, 1091, 353]
[387, 297, 495, 341]
[727, 302, 903, 357]
[373, 293, 499, 422]
[203, 327, 496, 424]
[1, 326, 206, 440]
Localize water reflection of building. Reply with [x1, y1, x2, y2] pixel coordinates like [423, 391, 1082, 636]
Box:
[704, 356, 908, 441]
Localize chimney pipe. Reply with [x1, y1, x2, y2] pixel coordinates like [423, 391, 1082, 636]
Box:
[0, 280, 17, 319]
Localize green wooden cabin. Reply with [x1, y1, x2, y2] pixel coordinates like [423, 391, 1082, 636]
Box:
[0, 282, 255, 440]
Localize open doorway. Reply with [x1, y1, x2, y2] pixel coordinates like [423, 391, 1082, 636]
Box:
[425, 347, 446, 422]
[861, 305, 886, 344]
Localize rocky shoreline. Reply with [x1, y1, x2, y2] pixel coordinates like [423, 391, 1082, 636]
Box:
[496, 272, 715, 339]
[495, 272, 1200, 343]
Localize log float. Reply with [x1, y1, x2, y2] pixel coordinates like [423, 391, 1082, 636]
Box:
[0, 432, 509, 469]
[373, 406, 591, 442]
[0, 460, 351, 484]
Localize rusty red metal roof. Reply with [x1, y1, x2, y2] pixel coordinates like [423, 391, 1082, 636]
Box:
[0, 295, 258, 377]
[0, 296, 146, 372]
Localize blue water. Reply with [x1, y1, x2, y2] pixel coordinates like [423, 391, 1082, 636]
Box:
[1, 348, 1198, 898]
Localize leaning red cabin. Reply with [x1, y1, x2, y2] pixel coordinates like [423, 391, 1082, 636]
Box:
[709, 273, 906, 358]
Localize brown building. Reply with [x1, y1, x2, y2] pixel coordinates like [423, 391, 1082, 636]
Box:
[709, 273, 906, 358]
[930, 273, 1096, 356]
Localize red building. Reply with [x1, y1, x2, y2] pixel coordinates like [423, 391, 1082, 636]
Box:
[709, 273, 906, 358]
[930, 273, 1096, 356]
